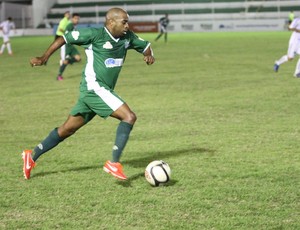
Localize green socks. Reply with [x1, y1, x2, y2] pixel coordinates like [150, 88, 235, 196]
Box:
[32, 122, 132, 163]
[32, 128, 64, 162]
[112, 121, 133, 163]
[58, 64, 67, 75]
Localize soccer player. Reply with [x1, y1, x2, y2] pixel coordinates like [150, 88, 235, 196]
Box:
[55, 11, 70, 65]
[274, 17, 300, 77]
[155, 13, 169, 43]
[0, 17, 15, 55]
[22, 8, 155, 180]
[288, 11, 295, 25]
[57, 13, 81, 81]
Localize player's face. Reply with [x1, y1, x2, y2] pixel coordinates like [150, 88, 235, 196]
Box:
[112, 13, 129, 37]
[65, 12, 70, 19]
[72, 16, 80, 25]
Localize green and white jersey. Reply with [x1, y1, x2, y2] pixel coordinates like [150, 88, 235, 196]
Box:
[63, 27, 150, 91]
[64, 22, 76, 50]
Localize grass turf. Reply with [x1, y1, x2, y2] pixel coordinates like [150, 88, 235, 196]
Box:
[0, 32, 299, 229]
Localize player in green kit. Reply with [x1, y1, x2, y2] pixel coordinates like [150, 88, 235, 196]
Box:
[22, 8, 155, 180]
[57, 13, 81, 81]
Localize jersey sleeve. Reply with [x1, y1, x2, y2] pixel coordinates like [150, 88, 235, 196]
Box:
[63, 28, 97, 48]
[64, 23, 74, 34]
[128, 31, 150, 54]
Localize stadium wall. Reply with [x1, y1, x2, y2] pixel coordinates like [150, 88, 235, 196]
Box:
[168, 19, 286, 33]
[32, 0, 57, 28]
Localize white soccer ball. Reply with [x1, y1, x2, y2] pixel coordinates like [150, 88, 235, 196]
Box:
[145, 160, 171, 186]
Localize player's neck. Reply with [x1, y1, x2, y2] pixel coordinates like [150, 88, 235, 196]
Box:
[105, 26, 120, 39]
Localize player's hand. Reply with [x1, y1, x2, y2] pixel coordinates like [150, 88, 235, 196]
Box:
[144, 56, 155, 65]
[30, 57, 47, 67]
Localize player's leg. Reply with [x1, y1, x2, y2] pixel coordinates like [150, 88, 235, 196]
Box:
[22, 97, 95, 179]
[57, 59, 69, 80]
[22, 115, 86, 179]
[7, 42, 13, 55]
[110, 103, 136, 162]
[103, 104, 136, 180]
[0, 36, 8, 54]
[87, 88, 134, 179]
[274, 40, 295, 72]
[60, 44, 66, 66]
[294, 58, 300, 77]
[33, 115, 86, 161]
[164, 32, 168, 43]
[0, 43, 5, 54]
[155, 28, 164, 41]
[294, 53, 300, 77]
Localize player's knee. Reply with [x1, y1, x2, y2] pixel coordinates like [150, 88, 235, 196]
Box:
[75, 56, 81, 62]
[123, 111, 137, 125]
[58, 125, 78, 138]
[63, 60, 69, 65]
[288, 57, 294, 61]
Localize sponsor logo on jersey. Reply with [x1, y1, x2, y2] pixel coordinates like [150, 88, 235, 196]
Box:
[103, 41, 113, 49]
[104, 58, 123, 68]
[71, 31, 79, 40]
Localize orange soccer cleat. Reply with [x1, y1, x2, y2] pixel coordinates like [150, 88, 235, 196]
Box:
[103, 160, 127, 180]
[22, 150, 36, 180]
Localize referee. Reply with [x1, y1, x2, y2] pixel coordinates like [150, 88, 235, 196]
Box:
[55, 11, 70, 65]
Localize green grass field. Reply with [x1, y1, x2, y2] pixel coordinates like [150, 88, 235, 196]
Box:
[1, 32, 300, 229]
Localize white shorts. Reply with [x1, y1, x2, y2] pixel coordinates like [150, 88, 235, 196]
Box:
[2, 34, 10, 43]
[287, 38, 300, 58]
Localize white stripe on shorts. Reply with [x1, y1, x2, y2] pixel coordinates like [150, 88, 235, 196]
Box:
[84, 45, 123, 111]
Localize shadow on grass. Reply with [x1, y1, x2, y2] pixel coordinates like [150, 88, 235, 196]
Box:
[124, 147, 215, 168]
[33, 147, 214, 179]
[116, 173, 179, 188]
[33, 165, 99, 178]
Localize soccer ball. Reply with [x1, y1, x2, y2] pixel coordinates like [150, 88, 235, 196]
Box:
[145, 160, 171, 186]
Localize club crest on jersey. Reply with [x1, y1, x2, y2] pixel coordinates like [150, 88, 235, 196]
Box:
[103, 41, 113, 49]
[124, 40, 130, 49]
[71, 31, 79, 40]
[104, 58, 123, 68]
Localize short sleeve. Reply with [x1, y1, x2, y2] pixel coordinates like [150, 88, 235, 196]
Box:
[65, 23, 74, 34]
[63, 28, 97, 48]
[128, 31, 150, 53]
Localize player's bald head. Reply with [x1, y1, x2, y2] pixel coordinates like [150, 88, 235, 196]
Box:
[105, 8, 128, 25]
[105, 8, 130, 38]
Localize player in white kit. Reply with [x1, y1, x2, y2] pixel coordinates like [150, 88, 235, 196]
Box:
[274, 18, 300, 77]
[0, 17, 15, 55]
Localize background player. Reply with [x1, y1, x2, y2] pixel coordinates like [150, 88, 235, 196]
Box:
[0, 17, 15, 55]
[288, 11, 295, 25]
[55, 11, 70, 65]
[155, 13, 169, 43]
[274, 17, 300, 77]
[57, 13, 81, 81]
[22, 8, 155, 180]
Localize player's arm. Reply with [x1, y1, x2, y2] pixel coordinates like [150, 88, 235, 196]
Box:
[143, 46, 155, 65]
[30, 36, 65, 67]
[288, 27, 300, 33]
